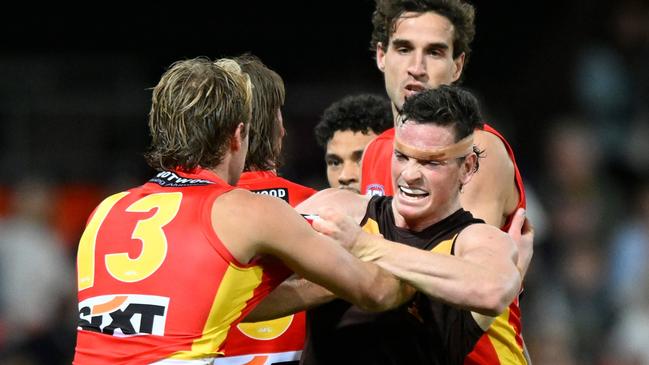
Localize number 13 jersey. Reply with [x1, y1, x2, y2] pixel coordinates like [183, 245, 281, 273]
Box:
[74, 168, 292, 365]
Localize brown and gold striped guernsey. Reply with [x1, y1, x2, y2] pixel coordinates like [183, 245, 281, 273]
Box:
[301, 196, 485, 365]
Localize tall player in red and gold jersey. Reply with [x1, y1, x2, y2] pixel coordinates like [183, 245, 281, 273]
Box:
[360, 1, 531, 363]
[215, 55, 316, 365]
[73, 57, 409, 365]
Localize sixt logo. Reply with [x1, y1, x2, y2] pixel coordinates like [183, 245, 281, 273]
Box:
[78, 294, 169, 337]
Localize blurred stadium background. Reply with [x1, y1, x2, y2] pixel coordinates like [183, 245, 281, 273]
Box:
[1, 1, 647, 364]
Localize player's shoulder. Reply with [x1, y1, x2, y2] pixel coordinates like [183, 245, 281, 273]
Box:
[475, 126, 503, 144]
[457, 222, 511, 249]
[215, 187, 284, 212]
[277, 176, 317, 194]
[478, 123, 514, 152]
[474, 128, 512, 166]
[374, 127, 395, 142]
[365, 128, 394, 148]
[268, 177, 317, 205]
[297, 188, 369, 216]
[363, 128, 394, 162]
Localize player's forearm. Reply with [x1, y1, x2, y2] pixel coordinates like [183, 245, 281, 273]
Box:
[355, 234, 519, 316]
[244, 276, 335, 322]
[354, 262, 417, 312]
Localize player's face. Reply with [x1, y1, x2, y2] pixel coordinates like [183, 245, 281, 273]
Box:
[391, 121, 463, 231]
[325, 130, 378, 193]
[377, 12, 465, 112]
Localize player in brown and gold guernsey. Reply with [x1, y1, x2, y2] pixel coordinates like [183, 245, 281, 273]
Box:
[248, 85, 533, 365]
[359, 0, 531, 363]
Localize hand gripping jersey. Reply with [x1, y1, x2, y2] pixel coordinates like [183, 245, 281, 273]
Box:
[360, 124, 528, 364]
[301, 197, 485, 365]
[74, 169, 292, 365]
[213, 170, 316, 365]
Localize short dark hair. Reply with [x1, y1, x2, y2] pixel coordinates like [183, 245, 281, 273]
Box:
[400, 85, 483, 141]
[315, 94, 393, 147]
[145, 57, 252, 172]
[234, 54, 285, 171]
[371, 0, 476, 67]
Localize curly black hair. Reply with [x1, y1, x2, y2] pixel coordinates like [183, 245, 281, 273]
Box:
[315, 94, 393, 148]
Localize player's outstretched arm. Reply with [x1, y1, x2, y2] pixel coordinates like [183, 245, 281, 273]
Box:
[244, 275, 334, 322]
[213, 189, 412, 313]
[296, 188, 370, 224]
[314, 208, 532, 317]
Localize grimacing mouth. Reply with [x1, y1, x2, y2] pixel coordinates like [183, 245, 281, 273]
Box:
[398, 185, 429, 198]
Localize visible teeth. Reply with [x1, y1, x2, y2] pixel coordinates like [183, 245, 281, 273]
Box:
[400, 186, 427, 196]
[406, 85, 424, 91]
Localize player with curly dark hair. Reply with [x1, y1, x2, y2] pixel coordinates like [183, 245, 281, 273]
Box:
[314, 94, 392, 193]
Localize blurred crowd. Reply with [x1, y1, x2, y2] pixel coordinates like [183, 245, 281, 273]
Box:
[0, 1, 648, 364]
[520, 1, 649, 363]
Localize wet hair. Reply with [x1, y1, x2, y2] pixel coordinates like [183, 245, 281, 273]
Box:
[315, 94, 393, 148]
[371, 0, 476, 67]
[234, 54, 286, 171]
[145, 57, 252, 172]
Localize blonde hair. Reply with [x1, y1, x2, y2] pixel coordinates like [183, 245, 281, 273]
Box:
[145, 57, 252, 171]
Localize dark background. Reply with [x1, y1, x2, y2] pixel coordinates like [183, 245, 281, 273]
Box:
[2, 2, 649, 364]
[0, 1, 613, 188]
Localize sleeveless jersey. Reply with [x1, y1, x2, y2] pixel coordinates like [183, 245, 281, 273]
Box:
[359, 124, 528, 364]
[360, 127, 395, 197]
[301, 196, 484, 365]
[465, 124, 528, 365]
[215, 170, 316, 365]
[74, 169, 292, 365]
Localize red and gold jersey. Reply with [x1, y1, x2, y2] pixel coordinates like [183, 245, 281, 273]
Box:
[360, 124, 529, 364]
[465, 124, 527, 365]
[74, 168, 292, 365]
[216, 170, 316, 364]
[360, 127, 395, 197]
[237, 170, 317, 207]
[480, 124, 527, 232]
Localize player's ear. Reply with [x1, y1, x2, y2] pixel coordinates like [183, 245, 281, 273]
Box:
[376, 42, 386, 72]
[451, 52, 465, 82]
[230, 122, 247, 152]
[459, 153, 478, 186]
